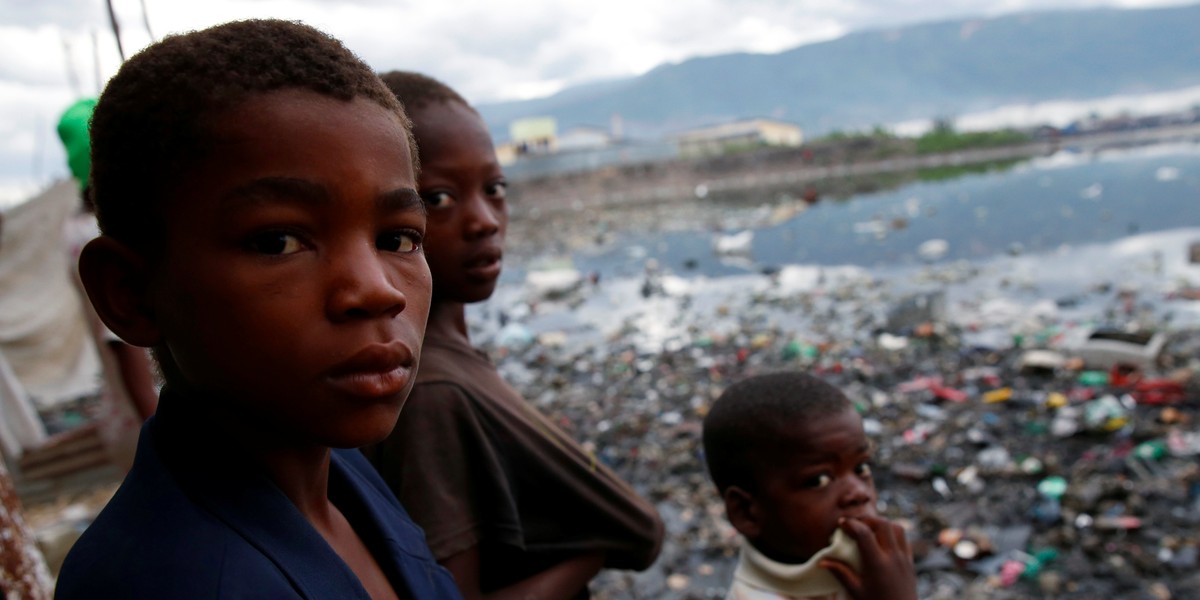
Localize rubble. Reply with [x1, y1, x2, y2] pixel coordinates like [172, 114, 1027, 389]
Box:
[468, 226, 1200, 599]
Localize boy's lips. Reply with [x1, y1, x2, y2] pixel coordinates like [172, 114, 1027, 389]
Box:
[325, 342, 415, 398]
[464, 248, 502, 281]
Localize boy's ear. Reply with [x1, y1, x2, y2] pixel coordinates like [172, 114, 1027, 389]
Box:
[723, 485, 763, 539]
[77, 236, 162, 348]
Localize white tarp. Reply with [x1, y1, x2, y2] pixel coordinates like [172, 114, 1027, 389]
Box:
[0, 351, 44, 460]
[0, 180, 101, 413]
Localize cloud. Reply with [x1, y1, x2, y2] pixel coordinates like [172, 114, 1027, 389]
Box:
[0, 0, 1193, 205]
[0, 80, 76, 206]
[0, 0, 103, 29]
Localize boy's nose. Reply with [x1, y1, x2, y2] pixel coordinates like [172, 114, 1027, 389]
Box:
[326, 243, 408, 321]
[462, 194, 502, 240]
[837, 476, 873, 510]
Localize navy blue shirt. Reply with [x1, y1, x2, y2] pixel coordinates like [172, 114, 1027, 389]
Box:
[56, 394, 463, 599]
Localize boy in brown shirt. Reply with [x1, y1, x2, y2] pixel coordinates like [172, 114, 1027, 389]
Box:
[364, 71, 663, 600]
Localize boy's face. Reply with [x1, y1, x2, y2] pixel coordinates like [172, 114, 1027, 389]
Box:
[409, 101, 507, 304]
[749, 407, 877, 564]
[148, 90, 431, 448]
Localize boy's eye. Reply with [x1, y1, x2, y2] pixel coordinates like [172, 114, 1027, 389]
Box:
[422, 191, 454, 210]
[856, 462, 873, 477]
[377, 230, 421, 254]
[249, 232, 303, 255]
[804, 474, 832, 489]
[486, 181, 508, 200]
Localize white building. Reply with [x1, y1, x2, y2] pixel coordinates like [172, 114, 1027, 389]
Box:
[556, 126, 611, 152]
[674, 118, 804, 158]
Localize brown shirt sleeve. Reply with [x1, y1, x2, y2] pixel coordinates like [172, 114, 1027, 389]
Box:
[366, 381, 523, 560]
[367, 336, 664, 580]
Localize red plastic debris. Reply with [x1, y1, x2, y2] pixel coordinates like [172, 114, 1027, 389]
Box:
[1132, 379, 1186, 405]
[1108, 363, 1143, 388]
[931, 384, 968, 403]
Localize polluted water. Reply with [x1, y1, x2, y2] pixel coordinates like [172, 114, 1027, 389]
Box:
[468, 220, 1200, 599]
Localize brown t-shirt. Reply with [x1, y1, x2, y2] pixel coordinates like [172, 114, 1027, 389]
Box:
[364, 333, 664, 593]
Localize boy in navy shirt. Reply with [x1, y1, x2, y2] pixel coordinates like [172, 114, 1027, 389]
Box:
[56, 19, 461, 599]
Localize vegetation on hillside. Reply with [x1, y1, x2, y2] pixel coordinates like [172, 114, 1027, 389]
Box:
[814, 121, 1033, 156]
[915, 121, 1032, 154]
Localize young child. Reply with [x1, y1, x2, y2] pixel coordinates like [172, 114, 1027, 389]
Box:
[362, 71, 663, 600]
[56, 20, 462, 599]
[702, 372, 916, 600]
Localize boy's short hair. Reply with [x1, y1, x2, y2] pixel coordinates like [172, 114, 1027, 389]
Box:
[702, 371, 853, 494]
[90, 19, 414, 253]
[377, 70, 473, 113]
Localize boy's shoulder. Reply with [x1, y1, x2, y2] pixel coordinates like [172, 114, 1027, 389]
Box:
[55, 436, 293, 598]
[330, 447, 438, 554]
[413, 333, 493, 385]
[56, 423, 455, 600]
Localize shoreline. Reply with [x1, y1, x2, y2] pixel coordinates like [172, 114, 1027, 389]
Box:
[502, 124, 1200, 265]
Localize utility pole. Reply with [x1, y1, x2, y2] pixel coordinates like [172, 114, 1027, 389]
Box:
[104, 0, 125, 62]
[139, 0, 155, 42]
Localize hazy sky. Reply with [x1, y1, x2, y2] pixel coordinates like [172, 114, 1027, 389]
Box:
[0, 0, 1193, 203]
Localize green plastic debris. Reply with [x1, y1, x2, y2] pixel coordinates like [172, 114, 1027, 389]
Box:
[1019, 456, 1044, 474]
[1078, 370, 1110, 387]
[1037, 476, 1068, 499]
[1135, 440, 1167, 461]
[1022, 548, 1060, 580]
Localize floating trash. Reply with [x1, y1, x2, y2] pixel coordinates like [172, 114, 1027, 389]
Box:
[1155, 166, 1180, 181]
[917, 238, 949, 261]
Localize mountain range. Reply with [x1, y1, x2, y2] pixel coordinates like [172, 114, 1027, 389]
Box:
[477, 3, 1200, 141]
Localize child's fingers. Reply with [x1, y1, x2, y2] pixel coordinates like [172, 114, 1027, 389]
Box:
[837, 516, 882, 556]
[839, 516, 919, 600]
[892, 520, 912, 558]
[819, 559, 864, 600]
[873, 518, 913, 559]
[847, 515, 904, 552]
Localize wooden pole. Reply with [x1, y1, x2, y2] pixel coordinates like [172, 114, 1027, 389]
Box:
[104, 0, 125, 62]
[139, 0, 155, 42]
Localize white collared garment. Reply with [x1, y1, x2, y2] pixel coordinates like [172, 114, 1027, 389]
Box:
[726, 529, 861, 600]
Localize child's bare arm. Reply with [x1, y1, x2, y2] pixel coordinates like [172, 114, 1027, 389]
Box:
[442, 545, 604, 600]
[819, 515, 916, 600]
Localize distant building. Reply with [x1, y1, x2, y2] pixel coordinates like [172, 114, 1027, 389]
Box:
[610, 113, 624, 141]
[509, 116, 558, 155]
[674, 118, 804, 158]
[557, 126, 611, 152]
[494, 142, 518, 166]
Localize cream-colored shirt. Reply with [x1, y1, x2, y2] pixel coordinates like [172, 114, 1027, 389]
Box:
[726, 529, 861, 600]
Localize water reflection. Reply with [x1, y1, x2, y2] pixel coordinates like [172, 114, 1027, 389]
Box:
[504, 142, 1200, 282]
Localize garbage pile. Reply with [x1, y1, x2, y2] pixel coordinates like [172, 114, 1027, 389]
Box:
[474, 232, 1200, 599]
